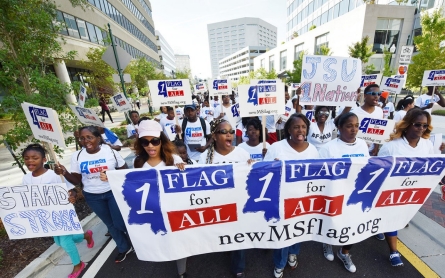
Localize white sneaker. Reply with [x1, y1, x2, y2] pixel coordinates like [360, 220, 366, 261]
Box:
[287, 254, 298, 269]
[323, 244, 334, 261]
[337, 249, 357, 273]
[273, 267, 284, 278]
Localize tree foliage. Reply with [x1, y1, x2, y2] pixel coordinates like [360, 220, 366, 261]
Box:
[237, 68, 277, 85]
[348, 36, 375, 71]
[407, 9, 445, 87]
[125, 57, 165, 91]
[285, 51, 308, 84]
[316, 45, 333, 56]
[382, 48, 395, 77]
[309, 25, 317, 30]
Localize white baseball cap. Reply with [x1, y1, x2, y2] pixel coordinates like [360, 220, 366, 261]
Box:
[138, 120, 163, 138]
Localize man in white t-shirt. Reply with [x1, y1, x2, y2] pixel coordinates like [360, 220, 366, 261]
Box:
[215, 95, 241, 132]
[211, 96, 220, 111]
[176, 104, 212, 161]
[415, 86, 445, 114]
[175, 106, 184, 120]
[160, 107, 177, 141]
[126, 111, 139, 139]
[201, 99, 215, 123]
[378, 96, 395, 119]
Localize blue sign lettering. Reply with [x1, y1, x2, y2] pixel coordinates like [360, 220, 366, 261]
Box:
[390, 157, 445, 177]
[285, 159, 351, 182]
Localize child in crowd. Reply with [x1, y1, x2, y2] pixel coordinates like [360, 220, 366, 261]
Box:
[127, 110, 140, 139]
[175, 140, 196, 164]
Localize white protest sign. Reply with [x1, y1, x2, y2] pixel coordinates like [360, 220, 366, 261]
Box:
[0, 183, 83, 239]
[69, 105, 104, 127]
[110, 93, 132, 113]
[421, 69, 445, 86]
[300, 55, 362, 105]
[360, 74, 382, 89]
[194, 82, 207, 93]
[148, 79, 192, 107]
[380, 77, 405, 94]
[107, 157, 442, 261]
[21, 102, 66, 148]
[429, 133, 443, 154]
[398, 46, 414, 64]
[356, 116, 395, 144]
[209, 79, 232, 97]
[79, 85, 87, 108]
[238, 83, 285, 117]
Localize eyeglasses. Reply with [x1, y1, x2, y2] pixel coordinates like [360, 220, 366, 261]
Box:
[318, 111, 330, 116]
[140, 137, 161, 147]
[215, 129, 235, 134]
[365, 91, 382, 96]
[79, 136, 96, 141]
[412, 123, 429, 129]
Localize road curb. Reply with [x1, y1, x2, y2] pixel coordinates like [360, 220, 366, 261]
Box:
[14, 213, 99, 278]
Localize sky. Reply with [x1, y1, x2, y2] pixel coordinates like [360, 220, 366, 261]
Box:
[151, 0, 287, 78]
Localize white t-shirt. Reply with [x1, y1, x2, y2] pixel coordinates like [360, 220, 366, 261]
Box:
[142, 154, 183, 168]
[201, 106, 215, 122]
[210, 99, 220, 110]
[155, 113, 167, 121]
[101, 133, 123, 146]
[264, 140, 320, 161]
[378, 137, 435, 156]
[126, 124, 138, 138]
[351, 106, 383, 152]
[175, 107, 184, 119]
[215, 104, 240, 129]
[415, 94, 440, 114]
[393, 110, 407, 124]
[198, 146, 250, 164]
[179, 119, 211, 160]
[378, 102, 395, 119]
[22, 169, 74, 190]
[160, 117, 177, 141]
[319, 138, 370, 158]
[307, 120, 336, 150]
[236, 122, 249, 143]
[238, 142, 271, 161]
[71, 145, 126, 194]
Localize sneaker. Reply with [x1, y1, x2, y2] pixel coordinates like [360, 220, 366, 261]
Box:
[288, 254, 298, 269]
[115, 246, 134, 263]
[389, 251, 404, 266]
[323, 244, 334, 261]
[336, 249, 357, 273]
[375, 233, 385, 240]
[179, 273, 188, 278]
[273, 267, 284, 278]
[234, 273, 244, 278]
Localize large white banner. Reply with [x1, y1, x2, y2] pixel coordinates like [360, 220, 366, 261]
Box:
[69, 105, 104, 127]
[0, 183, 83, 239]
[21, 102, 66, 148]
[422, 69, 445, 87]
[238, 83, 285, 117]
[380, 77, 404, 94]
[110, 93, 132, 113]
[300, 55, 362, 105]
[357, 116, 395, 144]
[148, 79, 192, 107]
[107, 156, 442, 261]
[360, 74, 382, 90]
[209, 79, 232, 97]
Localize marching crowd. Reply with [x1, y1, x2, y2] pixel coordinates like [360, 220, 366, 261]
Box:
[23, 83, 445, 278]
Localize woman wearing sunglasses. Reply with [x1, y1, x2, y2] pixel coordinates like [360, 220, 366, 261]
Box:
[378, 108, 436, 267]
[198, 119, 251, 278]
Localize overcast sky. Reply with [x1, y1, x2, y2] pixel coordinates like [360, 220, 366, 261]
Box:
[151, 0, 287, 78]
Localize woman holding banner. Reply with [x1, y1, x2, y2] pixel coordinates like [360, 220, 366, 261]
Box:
[54, 126, 133, 264]
[318, 112, 369, 273]
[264, 113, 319, 278]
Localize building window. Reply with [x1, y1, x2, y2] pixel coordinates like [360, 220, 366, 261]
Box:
[76, 19, 89, 40]
[280, 50, 287, 70]
[55, 11, 68, 36]
[315, 33, 329, 54]
[372, 18, 402, 54]
[294, 43, 304, 60]
[269, 55, 275, 70]
[63, 13, 80, 38]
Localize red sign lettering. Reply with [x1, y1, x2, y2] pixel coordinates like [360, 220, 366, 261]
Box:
[366, 128, 384, 135]
[375, 188, 430, 207]
[168, 90, 185, 97]
[434, 76, 445, 80]
[284, 195, 344, 218]
[218, 85, 228, 90]
[259, 97, 277, 105]
[89, 166, 109, 173]
[39, 122, 54, 132]
[363, 82, 376, 87]
[191, 133, 203, 137]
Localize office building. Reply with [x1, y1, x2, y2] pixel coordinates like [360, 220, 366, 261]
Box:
[175, 54, 191, 72]
[207, 17, 277, 78]
[219, 46, 267, 81]
[156, 31, 176, 77]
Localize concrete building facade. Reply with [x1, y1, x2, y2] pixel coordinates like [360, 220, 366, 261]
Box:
[207, 17, 277, 78]
[175, 54, 191, 73]
[156, 31, 176, 77]
[219, 46, 267, 81]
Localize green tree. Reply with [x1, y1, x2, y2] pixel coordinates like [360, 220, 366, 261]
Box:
[407, 9, 445, 87]
[382, 48, 396, 76]
[125, 57, 163, 91]
[237, 68, 277, 85]
[316, 45, 333, 56]
[395, 0, 408, 4]
[348, 36, 375, 73]
[309, 25, 317, 30]
[285, 51, 308, 83]
[0, 0, 88, 153]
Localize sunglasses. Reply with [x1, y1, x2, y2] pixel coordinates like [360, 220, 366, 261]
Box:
[140, 137, 161, 147]
[215, 129, 235, 134]
[318, 111, 330, 116]
[412, 123, 429, 129]
[365, 91, 382, 96]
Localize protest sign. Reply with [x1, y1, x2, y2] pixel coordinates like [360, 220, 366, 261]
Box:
[209, 79, 232, 97]
[422, 70, 445, 87]
[79, 85, 87, 108]
[238, 83, 285, 117]
[0, 183, 83, 239]
[21, 102, 66, 148]
[356, 115, 395, 144]
[148, 79, 192, 107]
[380, 77, 404, 94]
[69, 105, 104, 127]
[194, 82, 207, 93]
[110, 93, 132, 113]
[300, 55, 361, 105]
[398, 46, 414, 64]
[429, 133, 443, 154]
[360, 74, 382, 89]
[108, 156, 442, 261]
[397, 65, 409, 77]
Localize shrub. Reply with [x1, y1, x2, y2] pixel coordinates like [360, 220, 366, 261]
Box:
[85, 98, 99, 108]
[432, 110, 445, 116]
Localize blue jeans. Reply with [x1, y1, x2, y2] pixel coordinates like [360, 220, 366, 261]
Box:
[83, 190, 131, 253]
[54, 234, 84, 265]
[231, 250, 246, 274]
[273, 243, 301, 269]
